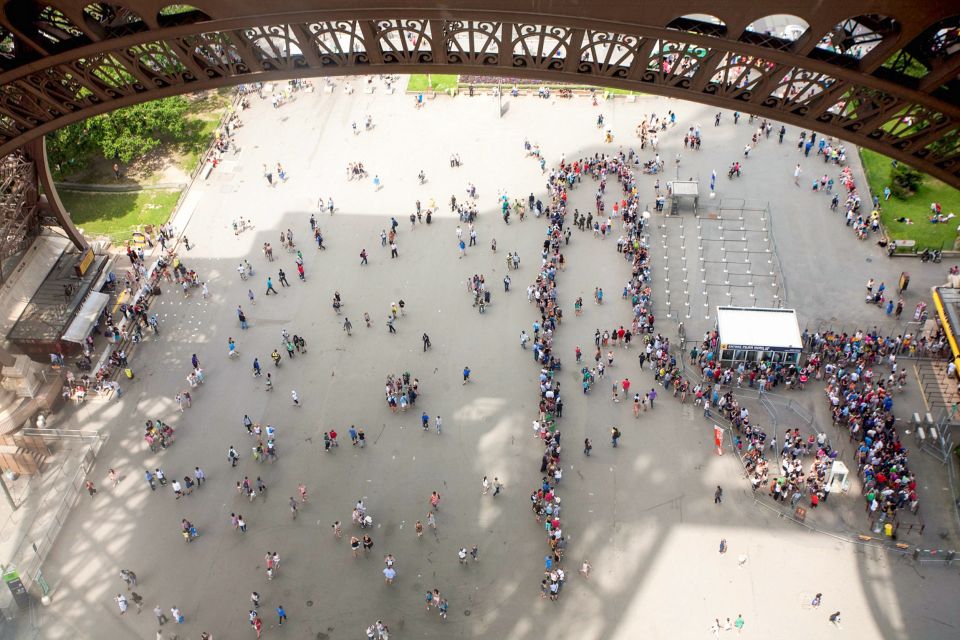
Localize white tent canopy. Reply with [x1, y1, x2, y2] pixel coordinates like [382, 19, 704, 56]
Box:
[717, 306, 802, 351]
[61, 292, 109, 344]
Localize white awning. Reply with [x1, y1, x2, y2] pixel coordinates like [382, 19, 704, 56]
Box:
[672, 181, 699, 197]
[717, 306, 802, 352]
[61, 292, 110, 344]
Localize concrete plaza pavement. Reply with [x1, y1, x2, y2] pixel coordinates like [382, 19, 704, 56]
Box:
[14, 79, 960, 639]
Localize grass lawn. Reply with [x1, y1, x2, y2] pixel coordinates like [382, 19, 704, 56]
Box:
[59, 189, 182, 243]
[860, 148, 960, 250]
[407, 74, 459, 92]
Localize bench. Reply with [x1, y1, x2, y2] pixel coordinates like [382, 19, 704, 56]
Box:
[887, 238, 917, 257]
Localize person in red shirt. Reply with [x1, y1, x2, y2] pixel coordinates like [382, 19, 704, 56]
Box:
[622, 378, 631, 396]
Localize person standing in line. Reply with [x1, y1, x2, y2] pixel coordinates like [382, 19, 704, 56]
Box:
[715, 485, 723, 504]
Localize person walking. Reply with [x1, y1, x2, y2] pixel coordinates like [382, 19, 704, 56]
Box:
[462, 365, 471, 384]
[237, 306, 248, 329]
[278, 269, 290, 287]
[120, 569, 137, 589]
[360, 249, 368, 265]
[493, 477, 503, 497]
[266, 277, 278, 295]
[115, 593, 128, 614]
[584, 437, 592, 456]
[343, 317, 353, 335]
[387, 315, 396, 334]
[153, 604, 167, 625]
[277, 604, 287, 625]
[291, 390, 300, 406]
[423, 333, 431, 351]
[715, 485, 723, 504]
[611, 427, 621, 447]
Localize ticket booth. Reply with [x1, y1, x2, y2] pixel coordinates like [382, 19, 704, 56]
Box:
[716, 306, 803, 365]
[828, 460, 850, 493]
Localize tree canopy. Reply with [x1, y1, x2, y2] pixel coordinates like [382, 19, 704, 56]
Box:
[48, 96, 191, 174]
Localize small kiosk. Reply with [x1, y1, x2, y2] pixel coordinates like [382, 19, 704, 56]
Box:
[716, 306, 803, 365]
[670, 180, 699, 215]
[828, 460, 850, 493]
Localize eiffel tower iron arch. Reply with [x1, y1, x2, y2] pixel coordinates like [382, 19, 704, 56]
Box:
[0, 1, 954, 223]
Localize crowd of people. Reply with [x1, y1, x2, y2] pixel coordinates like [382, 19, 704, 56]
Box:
[684, 324, 924, 527]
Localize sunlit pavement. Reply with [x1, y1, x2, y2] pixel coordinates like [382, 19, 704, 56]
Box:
[20, 78, 960, 639]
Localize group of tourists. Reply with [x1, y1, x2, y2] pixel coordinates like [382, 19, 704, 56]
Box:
[384, 371, 420, 412]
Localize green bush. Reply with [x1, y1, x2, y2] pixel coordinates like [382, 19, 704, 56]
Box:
[890, 162, 922, 199]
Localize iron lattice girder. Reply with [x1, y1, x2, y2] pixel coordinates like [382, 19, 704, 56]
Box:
[0, 5, 956, 186]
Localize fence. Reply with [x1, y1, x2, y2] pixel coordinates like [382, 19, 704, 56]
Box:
[1, 430, 106, 621]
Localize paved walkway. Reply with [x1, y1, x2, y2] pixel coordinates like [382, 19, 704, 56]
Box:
[11, 79, 960, 640]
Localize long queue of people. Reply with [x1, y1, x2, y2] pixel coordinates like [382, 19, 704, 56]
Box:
[526, 151, 570, 601]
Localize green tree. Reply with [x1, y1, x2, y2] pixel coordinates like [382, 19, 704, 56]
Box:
[48, 96, 190, 174]
[890, 162, 922, 199]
